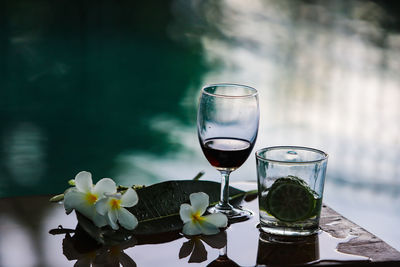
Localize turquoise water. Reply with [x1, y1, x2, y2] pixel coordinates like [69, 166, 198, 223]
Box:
[1, 0, 400, 250]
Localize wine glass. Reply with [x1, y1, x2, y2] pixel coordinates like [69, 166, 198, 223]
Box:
[197, 83, 259, 220]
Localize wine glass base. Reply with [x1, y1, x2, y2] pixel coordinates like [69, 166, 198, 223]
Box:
[208, 205, 252, 223]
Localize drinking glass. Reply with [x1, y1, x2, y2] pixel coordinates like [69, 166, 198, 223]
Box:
[197, 83, 259, 220]
[256, 146, 328, 236]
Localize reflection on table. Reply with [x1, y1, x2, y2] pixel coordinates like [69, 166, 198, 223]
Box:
[0, 194, 398, 266]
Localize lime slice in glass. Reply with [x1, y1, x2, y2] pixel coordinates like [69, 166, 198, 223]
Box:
[266, 177, 316, 222]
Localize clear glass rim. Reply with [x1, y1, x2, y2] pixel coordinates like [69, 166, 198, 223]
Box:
[201, 83, 258, 98]
[255, 146, 328, 164]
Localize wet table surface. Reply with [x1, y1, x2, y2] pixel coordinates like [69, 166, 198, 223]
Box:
[0, 186, 400, 267]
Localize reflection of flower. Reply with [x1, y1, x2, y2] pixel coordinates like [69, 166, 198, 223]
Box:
[58, 225, 137, 267]
[64, 171, 116, 227]
[95, 243, 138, 267]
[96, 188, 139, 230]
[180, 192, 228, 235]
[179, 231, 227, 263]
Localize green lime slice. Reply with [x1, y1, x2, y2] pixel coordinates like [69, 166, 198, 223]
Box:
[266, 176, 316, 222]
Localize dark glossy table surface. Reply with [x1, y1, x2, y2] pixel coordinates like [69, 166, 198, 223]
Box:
[1, 184, 400, 267]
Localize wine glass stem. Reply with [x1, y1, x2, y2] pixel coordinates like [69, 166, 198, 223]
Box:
[219, 245, 227, 257]
[218, 171, 232, 210]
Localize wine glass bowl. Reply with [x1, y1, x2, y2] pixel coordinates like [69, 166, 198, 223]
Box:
[197, 83, 260, 220]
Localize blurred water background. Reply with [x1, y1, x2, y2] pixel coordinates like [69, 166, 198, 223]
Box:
[1, 0, 399, 252]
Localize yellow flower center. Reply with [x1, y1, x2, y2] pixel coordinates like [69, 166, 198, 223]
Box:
[191, 211, 205, 224]
[110, 198, 121, 210]
[85, 193, 98, 205]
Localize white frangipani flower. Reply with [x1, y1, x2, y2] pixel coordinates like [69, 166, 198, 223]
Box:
[95, 188, 139, 230]
[64, 171, 117, 227]
[179, 192, 228, 236]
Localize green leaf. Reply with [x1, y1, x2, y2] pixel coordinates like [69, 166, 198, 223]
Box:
[131, 180, 245, 234]
[77, 180, 246, 244]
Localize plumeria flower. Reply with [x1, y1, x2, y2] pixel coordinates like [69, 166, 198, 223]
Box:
[64, 171, 117, 227]
[95, 188, 139, 230]
[179, 192, 228, 236]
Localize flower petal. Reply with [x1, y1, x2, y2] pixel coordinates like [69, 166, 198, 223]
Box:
[75, 171, 93, 193]
[118, 208, 138, 230]
[92, 178, 117, 196]
[95, 198, 109, 215]
[120, 188, 138, 207]
[179, 203, 193, 223]
[64, 190, 96, 220]
[182, 221, 202, 236]
[197, 221, 220, 235]
[203, 213, 228, 228]
[77, 205, 97, 221]
[107, 208, 119, 230]
[189, 192, 208, 215]
[93, 212, 108, 228]
[64, 190, 87, 212]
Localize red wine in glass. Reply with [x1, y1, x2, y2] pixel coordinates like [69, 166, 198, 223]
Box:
[200, 138, 253, 172]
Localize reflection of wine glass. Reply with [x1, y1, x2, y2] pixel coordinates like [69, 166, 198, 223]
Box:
[197, 83, 259, 220]
[207, 249, 240, 267]
[206, 230, 239, 267]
